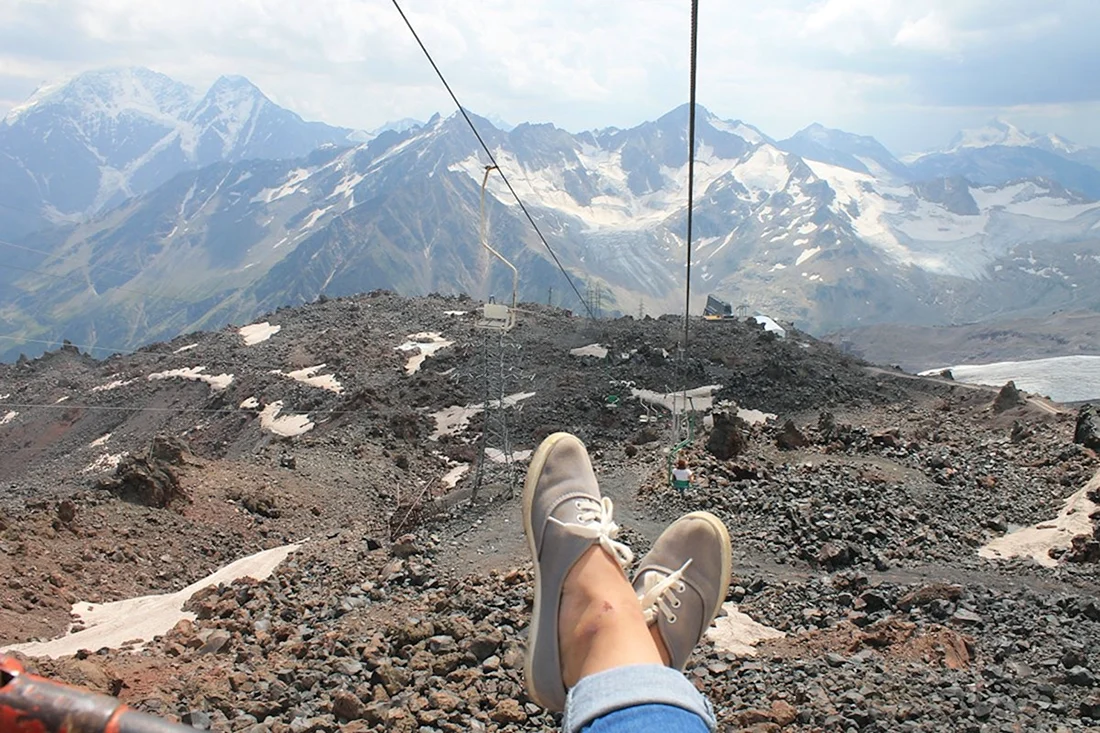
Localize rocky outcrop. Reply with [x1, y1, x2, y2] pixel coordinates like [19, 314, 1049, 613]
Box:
[706, 412, 748, 460]
[1076, 404, 1100, 451]
[993, 381, 1026, 413]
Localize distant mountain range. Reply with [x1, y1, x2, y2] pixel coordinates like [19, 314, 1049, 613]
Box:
[1, 68, 1099, 362]
[0, 68, 358, 238]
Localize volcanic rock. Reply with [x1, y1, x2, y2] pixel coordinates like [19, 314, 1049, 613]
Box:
[776, 419, 808, 451]
[992, 381, 1026, 413]
[1076, 404, 1100, 451]
[706, 411, 748, 460]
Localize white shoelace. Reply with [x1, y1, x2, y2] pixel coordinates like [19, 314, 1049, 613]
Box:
[548, 496, 634, 570]
[636, 559, 692, 625]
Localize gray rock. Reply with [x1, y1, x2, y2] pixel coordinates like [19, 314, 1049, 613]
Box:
[950, 609, 983, 626]
[183, 710, 213, 730]
[1065, 667, 1096, 687]
[197, 629, 232, 655]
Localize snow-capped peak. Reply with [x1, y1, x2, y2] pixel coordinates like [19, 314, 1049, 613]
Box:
[3, 67, 198, 126]
[373, 118, 425, 136]
[705, 113, 768, 146]
[946, 119, 1031, 152]
[1039, 132, 1085, 155]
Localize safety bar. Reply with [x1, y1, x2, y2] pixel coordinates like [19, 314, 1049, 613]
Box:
[0, 655, 195, 733]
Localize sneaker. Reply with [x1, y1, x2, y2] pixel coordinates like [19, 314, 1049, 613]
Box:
[522, 432, 633, 712]
[633, 511, 731, 670]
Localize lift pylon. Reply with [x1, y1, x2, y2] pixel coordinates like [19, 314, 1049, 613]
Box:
[473, 166, 520, 500]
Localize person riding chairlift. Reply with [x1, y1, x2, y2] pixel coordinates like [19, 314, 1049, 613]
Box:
[671, 458, 693, 493]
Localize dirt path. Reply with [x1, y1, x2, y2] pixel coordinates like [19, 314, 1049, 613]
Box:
[433, 463, 671, 577]
[865, 366, 1070, 415]
[434, 454, 1099, 606]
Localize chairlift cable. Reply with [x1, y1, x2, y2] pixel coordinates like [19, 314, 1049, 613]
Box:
[677, 0, 700, 440]
[683, 0, 699, 354]
[390, 0, 596, 321]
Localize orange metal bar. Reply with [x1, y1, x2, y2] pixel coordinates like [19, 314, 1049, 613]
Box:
[0, 655, 194, 733]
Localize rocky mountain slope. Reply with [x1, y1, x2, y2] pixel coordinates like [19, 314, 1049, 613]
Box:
[5, 101, 1100, 363]
[0, 68, 358, 239]
[4, 71, 1100, 364]
[0, 293, 1098, 731]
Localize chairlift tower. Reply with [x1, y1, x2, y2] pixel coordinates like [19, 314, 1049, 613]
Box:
[473, 166, 520, 501]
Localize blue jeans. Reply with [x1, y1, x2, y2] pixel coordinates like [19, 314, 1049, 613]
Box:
[581, 704, 709, 732]
[562, 664, 716, 733]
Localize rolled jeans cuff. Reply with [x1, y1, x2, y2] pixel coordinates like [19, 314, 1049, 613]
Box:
[561, 664, 716, 733]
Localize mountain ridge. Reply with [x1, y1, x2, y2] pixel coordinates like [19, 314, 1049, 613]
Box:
[3, 70, 1100, 362]
[0, 67, 362, 239]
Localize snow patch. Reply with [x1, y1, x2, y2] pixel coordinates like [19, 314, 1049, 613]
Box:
[979, 472, 1100, 568]
[254, 168, 311, 204]
[795, 247, 821, 266]
[259, 401, 313, 437]
[485, 448, 534, 464]
[920, 355, 1100, 403]
[2, 543, 300, 659]
[92, 378, 135, 393]
[148, 367, 233, 392]
[301, 206, 333, 230]
[632, 385, 723, 413]
[239, 322, 281, 345]
[570, 344, 609, 359]
[443, 310, 468, 316]
[396, 333, 453, 374]
[173, 343, 198, 354]
[441, 464, 470, 488]
[273, 365, 343, 394]
[753, 316, 787, 338]
[82, 452, 128, 474]
[430, 392, 537, 440]
[239, 397, 260, 409]
[737, 408, 776, 426]
[706, 601, 785, 656]
[0, 411, 18, 426]
[88, 433, 112, 448]
[430, 405, 483, 440]
[55, 396, 70, 404]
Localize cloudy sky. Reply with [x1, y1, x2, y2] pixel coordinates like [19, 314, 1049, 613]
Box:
[1, 0, 1097, 154]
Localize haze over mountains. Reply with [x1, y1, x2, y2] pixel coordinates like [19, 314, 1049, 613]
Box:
[2, 67, 1099, 362]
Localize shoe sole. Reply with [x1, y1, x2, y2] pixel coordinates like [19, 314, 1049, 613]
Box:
[522, 432, 576, 709]
[678, 510, 733, 654]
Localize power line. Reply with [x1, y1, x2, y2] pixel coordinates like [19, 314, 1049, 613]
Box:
[0, 334, 162, 356]
[0, 402, 367, 417]
[0, 238, 164, 286]
[389, 0, 596, 321]
[0, 261, 195, 306]
[0, 333, 357, 377]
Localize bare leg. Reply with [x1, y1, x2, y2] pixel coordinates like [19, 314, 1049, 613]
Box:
[649, 625, 672, 667]
[558, 545, 663, 687]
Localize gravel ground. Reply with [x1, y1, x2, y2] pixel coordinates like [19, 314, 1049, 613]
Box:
[2, 292, 1098, 732]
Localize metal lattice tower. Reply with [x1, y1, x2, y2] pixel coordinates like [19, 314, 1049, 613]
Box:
[472, 165, 520, 501]
[473, 323, 519, 499]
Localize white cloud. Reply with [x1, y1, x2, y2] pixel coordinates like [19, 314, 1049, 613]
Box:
[893, 13, 955, 53]
[0, 0, 1097, 154]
